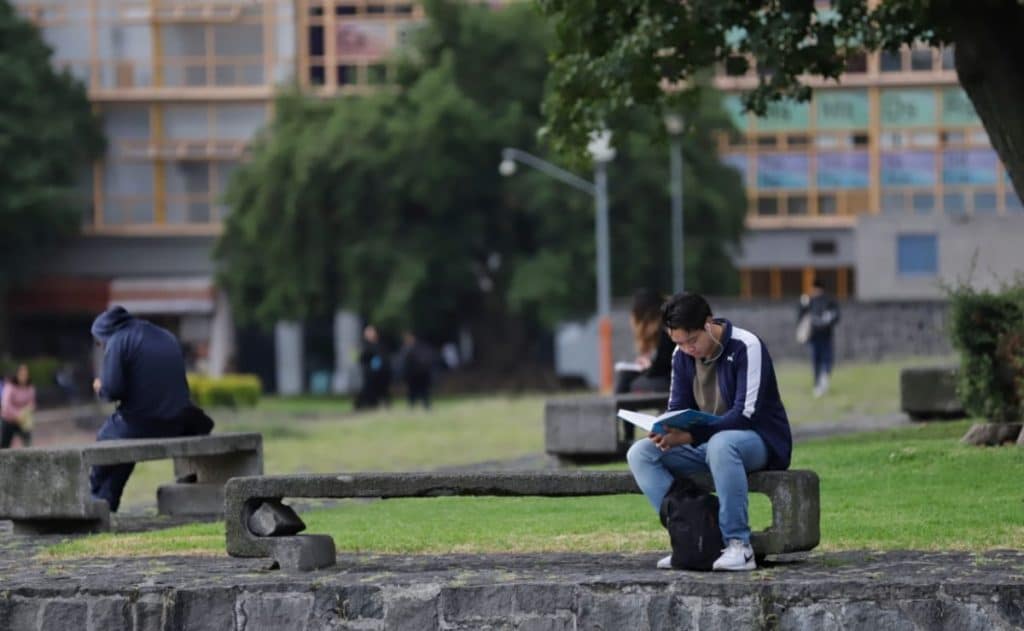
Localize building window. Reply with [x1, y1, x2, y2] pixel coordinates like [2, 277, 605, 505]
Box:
[897, 234, 938, 276]
[811, 240, 837, 256]
[845, 52, 867, 73]
[910, 48, 933, 72]
[912, 192, 934, 214]
[757, 196, 779, 216]
[880, 50, 902, 72]
[974, 191, 998, 213]
[818, 193, 838, 215]
[941, 46, 955, 70]
[943, 191, 966, 214]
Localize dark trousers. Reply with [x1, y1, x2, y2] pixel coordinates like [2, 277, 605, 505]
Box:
[810, 336, 834, 384]
[0, 420, 31, 448]
[406, 377, 432, 409]
[90, 406, 213, 513]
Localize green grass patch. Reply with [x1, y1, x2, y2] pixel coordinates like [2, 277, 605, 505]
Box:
[116, 357, 949, 509]
[45, 419, 1023, 560]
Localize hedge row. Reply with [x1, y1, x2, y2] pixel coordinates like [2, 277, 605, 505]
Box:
[188, 373, 262, 408]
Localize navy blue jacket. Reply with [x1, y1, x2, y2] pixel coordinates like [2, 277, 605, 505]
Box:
[667, 318, 792, 470]
[92, 307, 190, 425]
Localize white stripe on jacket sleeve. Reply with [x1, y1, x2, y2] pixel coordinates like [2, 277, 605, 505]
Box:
[731, 327, 762, 418]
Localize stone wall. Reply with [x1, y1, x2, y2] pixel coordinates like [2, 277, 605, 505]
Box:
[2, 551, 1021, 631]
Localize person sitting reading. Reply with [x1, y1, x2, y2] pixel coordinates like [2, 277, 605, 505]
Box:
[627, 292, 792, 571]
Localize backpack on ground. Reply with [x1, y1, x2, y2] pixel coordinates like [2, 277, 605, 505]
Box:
[658, 476, 724, 571]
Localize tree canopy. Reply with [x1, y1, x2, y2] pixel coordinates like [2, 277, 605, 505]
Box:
[540, 0, 1024, 197]
[216, 0, 745, 358]
[0, 0, 104, 288]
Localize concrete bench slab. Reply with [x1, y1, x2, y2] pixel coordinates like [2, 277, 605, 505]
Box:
[900, 365, 965, 420]
[0, 433, 262, 534]
[225, 469, 819, 571]
[545, 392, 668, 462]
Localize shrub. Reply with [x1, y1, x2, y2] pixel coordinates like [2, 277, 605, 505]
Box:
[947, 280, 1024, 423]
[0, 356, 61, 387]
[188, 373, 262, 409]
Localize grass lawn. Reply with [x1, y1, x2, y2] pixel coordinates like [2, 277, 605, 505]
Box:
[114, 356, 949, 509]
[44, 419, 1023, 560]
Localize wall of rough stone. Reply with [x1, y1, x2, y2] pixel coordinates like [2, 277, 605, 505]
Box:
[3, 578, 1021, 631]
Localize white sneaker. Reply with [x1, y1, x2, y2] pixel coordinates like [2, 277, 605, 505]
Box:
[712, 539, 756, 571]
[656, 554, 673, 569]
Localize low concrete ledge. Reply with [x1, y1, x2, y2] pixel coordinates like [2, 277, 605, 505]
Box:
[0, 433, 262, 532]
[225, 470, 819, 571]
[900, 365, 966, 420]
[545, 392, 668, 461]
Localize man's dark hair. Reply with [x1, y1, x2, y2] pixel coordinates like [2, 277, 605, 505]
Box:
[661, 293, 712, 331]
[630, 288, 665, 323]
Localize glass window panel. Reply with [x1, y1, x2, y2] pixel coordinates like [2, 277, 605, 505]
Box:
[912, 192, 934, 214]
[103, 106, 150, 141]
[130, 202, 154, 225]
[941, 46, 955, 70]
[166, 162, 210, 195]
[943, 131, 965, 145]
[105, 162, 153, 197]
[943, 191, 966, 214]
[897, 234, 938, 276]
[185, 65, 207, 86]
[880, 132, 902, 149]
[882, 191, 906, 213]
[166, 201, 187, 225]
[241, 64, 264, 85]
[780, 270, 804, 297]
[974, 191, 998, 213]
[788, 196, 809, 215]
[818, 194, 838, 215]
[911, 131, 938, 147]
[215, 65, 237, 86]
[214, 25, 264, 57]
[309, 65, 325, 85]
[852, 133, 869, 147]
[880, 50, 902, 72]
[161, 25, 206, 56]
[1005, 191, 1024, 212]
[215, 106, 267, 140]
[164, 105, 209, 139]
[309, 26, 325, 56]
[188, 202, 212, 223]
[943, 191, 965, 213]
[881, 89, 937, 128]
[757, 197, 779, 216]
[844, 52, 867, 73]
[910, 48, 933, 71]
[337, 65, 358, 85]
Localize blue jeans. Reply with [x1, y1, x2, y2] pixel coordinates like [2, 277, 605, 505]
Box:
[627, 430, 768, 543]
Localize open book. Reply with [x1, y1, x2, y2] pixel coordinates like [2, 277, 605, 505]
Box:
[617, 408, 721, 435]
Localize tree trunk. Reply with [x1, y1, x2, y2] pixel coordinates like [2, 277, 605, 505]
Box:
[951, 3, 1024, 199]
[960, 422, 1022, 446]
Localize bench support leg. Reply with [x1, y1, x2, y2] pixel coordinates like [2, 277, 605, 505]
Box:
[267, 535, 337, 572]
[157, 483, 224, 517]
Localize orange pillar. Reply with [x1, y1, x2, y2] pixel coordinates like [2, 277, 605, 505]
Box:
[599, 316, 613, 393]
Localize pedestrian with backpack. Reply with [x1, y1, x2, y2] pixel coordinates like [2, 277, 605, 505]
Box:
[627, 292, 793, 571]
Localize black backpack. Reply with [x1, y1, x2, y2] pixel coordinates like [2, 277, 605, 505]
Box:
[658, 476, 724, 571]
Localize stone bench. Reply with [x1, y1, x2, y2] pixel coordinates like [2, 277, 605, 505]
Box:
[900, 365, 965, 420]
[225, 469, 819, 571]
[0, 433, 263, 534]
[545, 392, 668, 464]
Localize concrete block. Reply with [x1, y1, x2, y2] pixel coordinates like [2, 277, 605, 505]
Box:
[157, 483, 224, 517]
[88, 597, 131, 631]
[247, 499, 305, 536]
[41, 599, 88, 630]
[900, 366, 965, 420]
[544, 393, 667, 458]
[270, 535, 337, 571]
[235, 592, 313, 631]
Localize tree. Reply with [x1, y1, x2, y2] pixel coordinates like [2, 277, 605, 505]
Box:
[0, 0, 104, 289]
[216, 0, 745, 368]
[540, 0, 1024, 198]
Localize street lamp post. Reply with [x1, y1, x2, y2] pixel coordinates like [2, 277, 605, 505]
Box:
[500, 133, 616, 392]
[665, 114, 685, 294]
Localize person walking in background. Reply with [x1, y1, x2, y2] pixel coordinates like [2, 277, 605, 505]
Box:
[399, 331, 435, 410]
[0, 363, 36, 448]
[356, 324, 391, 409]
[627, 292, 792, 571]
[797, 279, 841, 398]
[90, 306, 213, 512]
[615, 288, 675, 395]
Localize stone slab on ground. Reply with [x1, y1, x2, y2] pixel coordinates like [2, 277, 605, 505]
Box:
[0, 527, 1021, 631]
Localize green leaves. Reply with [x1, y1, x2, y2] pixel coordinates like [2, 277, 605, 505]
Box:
[0, 0, 104, 288]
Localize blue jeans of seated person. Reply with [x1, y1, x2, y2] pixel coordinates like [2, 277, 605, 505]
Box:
[90, 407, 213, 513]
[627, 430, 767, 544]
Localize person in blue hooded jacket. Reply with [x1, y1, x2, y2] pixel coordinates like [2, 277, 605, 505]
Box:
[627, 292, 792, 572]
[89, 305, 213, 512]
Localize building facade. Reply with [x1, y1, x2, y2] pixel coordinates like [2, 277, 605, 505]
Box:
[9, 0, 424, 385]
[716, 43, 1024, 300]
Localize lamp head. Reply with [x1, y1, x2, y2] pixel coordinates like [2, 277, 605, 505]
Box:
[499, 159, 517, 176]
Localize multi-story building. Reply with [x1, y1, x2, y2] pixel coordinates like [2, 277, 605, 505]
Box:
[7, 0, 424, 385]
[716, 44, 1024, 301]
